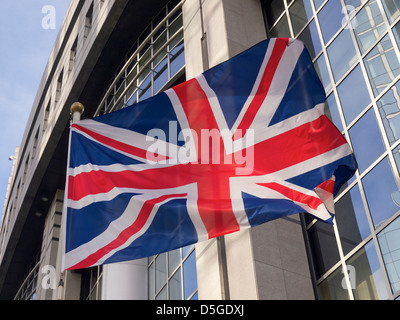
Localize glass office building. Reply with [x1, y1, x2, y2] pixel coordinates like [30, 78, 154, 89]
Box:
[262, 0, 400, 300]
[1, 0, 400, 300]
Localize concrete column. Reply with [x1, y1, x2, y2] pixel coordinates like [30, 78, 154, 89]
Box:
[101, 259, 148, 300]
[36, 190, 64, 300]
[183, 0, 266, 300]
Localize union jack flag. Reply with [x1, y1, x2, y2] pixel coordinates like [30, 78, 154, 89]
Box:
[62, 38, 357, 270]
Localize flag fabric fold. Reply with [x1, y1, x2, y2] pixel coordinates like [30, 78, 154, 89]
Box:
[62, 38, 357, 271]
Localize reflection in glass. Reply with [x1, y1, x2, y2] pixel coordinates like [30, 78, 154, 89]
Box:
[327, 29, 358, 82]
[170, 40, 185, 78]
[290, 0, 314, 36]
[351, 0, 386, 54]
[269, 14, 291, 38]
[344, 0, 368, 9]
[393, 145, 400, 173]
[183, 252, 198, 299]
[154, 56, 168, 94]
[364, 34, 400, 96]
[393, 20, 400, 50]
[377, 80, 400, 145]
[325, 93, 343, 132]
[168, 249, 180, 277]
[313, 0, 326, 11]
[314, 54, 332, 93]
[138, 74, 152, 102]
[349, 108, 385, 172]
[362, 157, 399, 228]
[337, 65, 371, 124]
[182, 244, 194, 259]
[298, 19, 322, 59]
[155, 253, 167, 293]
[318, 266, 351, 300]
[348, 241, 389, 300]
[149, 262, 154, 298]
[308, 221, 340, 278]
[318, 0, 344, 44]
[378, 216, 400, 293]
[169, 269, 182, 300]
[264, 0, 286, 29]
[335, 184, 370, 255]
[381, 0, 400, 23]
[156, 285, 167, 300]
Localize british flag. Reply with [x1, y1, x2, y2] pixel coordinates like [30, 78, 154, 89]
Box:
[62, 38, 357, 270]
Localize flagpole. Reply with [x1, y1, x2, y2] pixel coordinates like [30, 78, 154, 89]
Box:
[58, 102, 85, 299]
[198, 0, 230, 300]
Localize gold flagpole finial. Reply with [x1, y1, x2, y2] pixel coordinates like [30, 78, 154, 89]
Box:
[71, 102, 84, 123]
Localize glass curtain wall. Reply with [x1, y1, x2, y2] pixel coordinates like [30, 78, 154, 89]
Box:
[95, 0, 185, 116]
[262, 0, 400, 300]
[148, 244, 198, 300]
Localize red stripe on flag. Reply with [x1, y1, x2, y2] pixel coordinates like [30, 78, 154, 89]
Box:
[172, 79, 241, 238]
[172, 78, 221, 137]
[233, 38, 289, 140]
[68, 193, 187, 270]
[257, 182, 322, 210]
[72, 124, 169, 162]
[251, 115, 347, 174]
[68, 164, 188, 201]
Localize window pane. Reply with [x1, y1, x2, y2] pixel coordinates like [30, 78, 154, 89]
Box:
[170, 40, 185, 77]
[154, 56, 168, 94]
[149, 262, 155, 299]
[364, 34, 400, 96]
[153, 29, 168, 64]
[362, 157, 400, 228]
[393, 144, 400, 173]
[335, 184, 371, 255]
[290, 0, 314, 36]
[298, 19, 322, 59]
[313, 0, 326, 11]
[155, 253, 167, 293]
[168, 248, 180, 276]
[348, 241, 390, 300]
[378, 216, 400, 293]
[327, 29, 358, 82]
[381, 0, 400, 23]
[264, 0, 286, 29]
[337, 65, 371, 124]
[155, 285, 167, 300]
[182, 244, 194, 258]
[318, 266, 351, 300]
[138, 74, 152, 102]
[377, 80, 400, 145]
[352, 0, 386, 54]
[191, 292, 198, 300]
[318, 0, 344, 43]
[308, 221, 340, 278]
[325, 93, 343, 132]
[183, 251, 197, 299]
[348, 108, 385, 172]
[169, 268, 182, 300]
[393, 20, 400, 50]
[344, 0, 368, 9]
[269, 14, 291, 38]
[314, 53, 332, 93]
